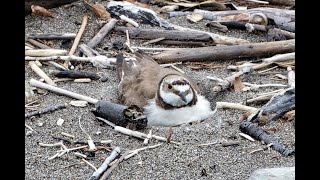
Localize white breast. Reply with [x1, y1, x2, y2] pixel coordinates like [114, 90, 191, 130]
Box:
[144, 95, 214, 126]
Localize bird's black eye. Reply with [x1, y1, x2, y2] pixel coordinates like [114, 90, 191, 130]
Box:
[168, 84, 173, 90]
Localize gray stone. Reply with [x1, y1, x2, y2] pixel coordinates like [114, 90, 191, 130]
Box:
[249, 167, 295, 180]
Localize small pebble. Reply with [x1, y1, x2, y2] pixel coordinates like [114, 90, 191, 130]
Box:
[100, 76, 108, 82]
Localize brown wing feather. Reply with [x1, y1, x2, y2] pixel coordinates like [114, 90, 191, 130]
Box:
[117, 51, 200, 108]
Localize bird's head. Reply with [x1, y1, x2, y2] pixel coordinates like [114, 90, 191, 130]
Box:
[158, 75, 195, 108]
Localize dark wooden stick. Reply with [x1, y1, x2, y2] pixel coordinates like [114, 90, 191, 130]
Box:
[87, 19, 118, 48]
[239, 120, 294, 156]
[152, 39, 295, 64]
[25, 103, 67, 118]
[26, 33, 76, 40]
[114, 26, 213, 42]
[248, 88, 295, 125]
[221, 141, 240, 147]
[49, 70, 101, 80]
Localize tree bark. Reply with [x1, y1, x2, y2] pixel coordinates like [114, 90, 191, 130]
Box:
[152, 39, 295, 64]
[25, 0, 79, 15]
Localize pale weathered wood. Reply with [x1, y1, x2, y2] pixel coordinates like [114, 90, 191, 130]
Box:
[87, 19, 118, 48]
[115, 26, 212, 42]
[25, 49, 67, 57]
[29, 61, 56, 86]
[27, 33, 76, 40]
[153, 39, 295, 64]
[29, 79, 98, 104]
[194, 7, 295, 32]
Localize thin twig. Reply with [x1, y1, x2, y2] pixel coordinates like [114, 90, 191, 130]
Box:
[79, 115, 96, 150]
[82, 158, 97, 171]
[239, 132, 255, 142]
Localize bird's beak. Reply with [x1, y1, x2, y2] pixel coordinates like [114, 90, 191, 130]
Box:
[178, 92, 188, 103]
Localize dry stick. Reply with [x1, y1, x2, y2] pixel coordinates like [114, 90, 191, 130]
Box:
[142, 37, 166, 46]
[90, 147, 121, 180]
[25, 123, 35, 132]
[87, 18, 118, 48]
[249, 143, 273, 154]
[114, 126, 181, 145]
[242, 82, 287, 91]
[79, 44, 101, 57]
[99, 150, 131, 180]
[246, 0, 269, 4]
[153, 40, 295, 64]
[208, 66, 252, 93]
[27, 39, 52, 49]
[246, 94, 274, 104]
[125, 30, 135, 53]
[120, 15, 139, 27]
[125, 143, 163, 160]
[239, 133, 255, 142]
[143, 130, 152, 145]
[48, 61, 68, 70]
[215, 102, 258, 113]
[61, 132, 75, 138]
[97, 117, 180, 145]
[227, 52, 295, 71]
[28, 64, 54, 85]
[25, 49, 68, 57]
[78, 115, 97, 151]
[257, 66, 278, 73]
[221, 140, 240, 147]
[29, 79, 98, 104]
[74, 78, 91, 83]
[82, 158, 97, 171]
[65, 14, 88, 68]
[25, 103, 67, 118]
[27, 33, 76, 40]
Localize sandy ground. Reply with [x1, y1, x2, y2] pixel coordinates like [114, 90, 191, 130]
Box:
[25, 1, 295, 179]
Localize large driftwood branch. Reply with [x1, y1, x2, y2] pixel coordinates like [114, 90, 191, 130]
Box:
[263, 0, 295, 6]
[107, 1, 248, 45]
[152, 39, 295, 63]
[240, 120, 294, 156]
[25, 103, 67, 118]
[26, 33, 76, 40]
[29, 79, 147, 129]
[90, 147, 121, 180]
[25, 0, 79, 15]
[194, 7, 295, 32]
[247, 88, 295, 125]
[227, 52, 295, 71]
[114, 27, 212, 42]
[87, 19, 118, 48]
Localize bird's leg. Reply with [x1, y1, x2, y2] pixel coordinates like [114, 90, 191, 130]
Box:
[166, 126, 173, 143]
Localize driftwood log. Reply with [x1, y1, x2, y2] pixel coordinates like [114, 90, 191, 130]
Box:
[194, 8, 295, 32]
[263, 0, 295, 6]
[247, 88, 295, 125]
[87, 19, 118, 49]
[29, 79, 147, 129]
[107, 1, 248, 45]
[239, 120, 294, 156]
[152, 39, 295, 63]
[114, 27, 212, 42]
[27, 33, 76, 40]
[25, 0, 79, 15]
